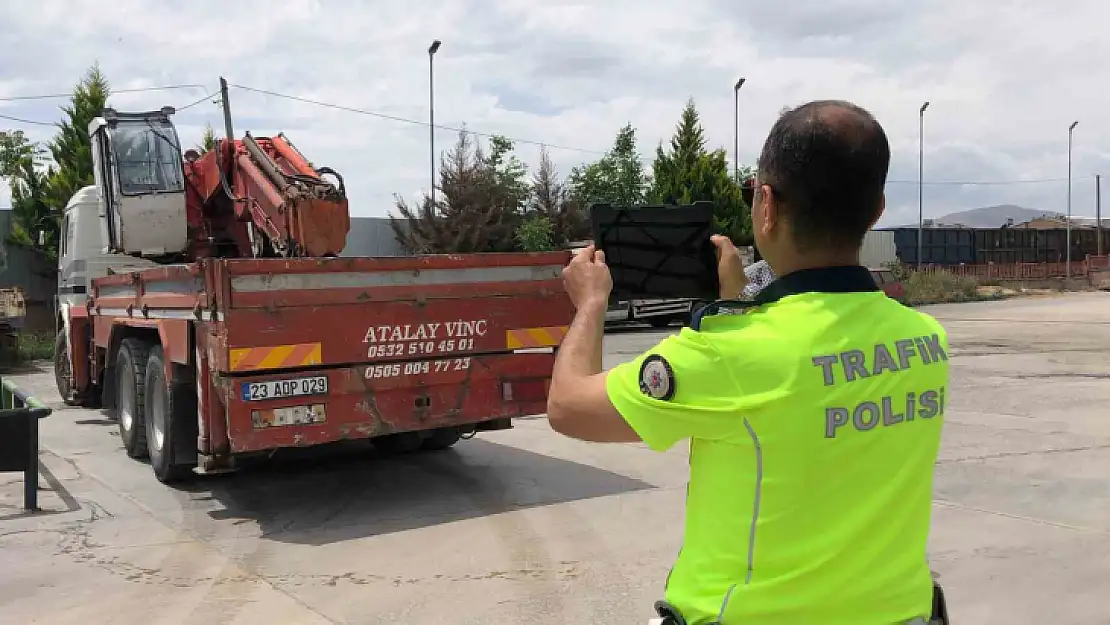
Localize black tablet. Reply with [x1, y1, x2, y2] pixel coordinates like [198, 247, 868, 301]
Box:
[591, 201, 719, 302]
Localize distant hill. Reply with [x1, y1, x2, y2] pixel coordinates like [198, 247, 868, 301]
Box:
[895, 205, 1061, 228]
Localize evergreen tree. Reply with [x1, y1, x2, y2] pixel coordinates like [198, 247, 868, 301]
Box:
[390, 129, 520, 253]
[566, 124, 649, 209]
[0, 131, 55, 254]
[649, 99, 753, 244]
[486, 134, 529, 213]
[196, 124, 218, 154]
[526, 146, 589, 247]
[45, 64, 110, 214]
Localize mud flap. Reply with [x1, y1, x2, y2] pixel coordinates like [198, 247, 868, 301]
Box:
[169, 368, 199, 468]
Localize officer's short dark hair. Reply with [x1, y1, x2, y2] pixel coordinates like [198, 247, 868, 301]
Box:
[756, 100, 890, 251]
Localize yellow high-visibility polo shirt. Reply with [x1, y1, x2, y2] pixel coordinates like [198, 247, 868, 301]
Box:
[606, 266, 948, 625]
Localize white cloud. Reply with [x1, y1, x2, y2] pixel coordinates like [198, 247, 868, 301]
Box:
[2, 0, 1109, 229]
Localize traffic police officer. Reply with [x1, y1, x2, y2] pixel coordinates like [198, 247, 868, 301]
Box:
[547, 100, 949, 624]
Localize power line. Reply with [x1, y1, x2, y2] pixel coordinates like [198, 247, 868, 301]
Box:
[0, 83, 207, 103]
[887, 177, 1068, 186]
[229, 82, 607, 155]
[0, 89, 217, 127]
[176, 91, 218, 112]
[0, 112, 54, 126]
[0, 80, 1090, 188]
[225, 85, 1086, 185]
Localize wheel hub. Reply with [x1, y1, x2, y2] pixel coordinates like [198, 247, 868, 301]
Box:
[119, 368, 134, 430]
[150, 381, 167, 452]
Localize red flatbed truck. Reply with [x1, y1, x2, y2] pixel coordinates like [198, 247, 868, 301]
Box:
[65, 253, 572, 482]
[55, 103, 574, 482]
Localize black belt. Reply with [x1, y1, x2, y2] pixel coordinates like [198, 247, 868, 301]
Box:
[653, 581, 949, 625]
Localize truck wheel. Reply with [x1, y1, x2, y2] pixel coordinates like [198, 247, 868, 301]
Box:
[373, 432, 422, 455]
[116, 338, 151, 459]
[54, 330, 78, 406]
[143, 346, 196, 483]
[421, 427, 462, 451]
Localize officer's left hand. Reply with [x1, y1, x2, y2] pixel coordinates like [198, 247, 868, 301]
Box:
[563, 244, 612, 311]
[711, 235, 747, 299]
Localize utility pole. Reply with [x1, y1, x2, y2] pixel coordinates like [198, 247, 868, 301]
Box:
[917, 101, 929, 269]
[428, 40, 442, 206]
[1097, 174, 1103, 256]
[1067, 121, 1078, 278]
[219, 77, 234, 141]
[733, 78, 745, 182]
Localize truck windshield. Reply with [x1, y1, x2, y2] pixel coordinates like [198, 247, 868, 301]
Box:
[110, 120, 184, 195]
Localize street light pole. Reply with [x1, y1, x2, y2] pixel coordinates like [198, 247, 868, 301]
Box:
[1097, 174, 1103, 257]
[1067, 120, 1078, 278]
[733, 78, 745, 183]
[917, 101, 930, 269]
[428, 39, 442, 206]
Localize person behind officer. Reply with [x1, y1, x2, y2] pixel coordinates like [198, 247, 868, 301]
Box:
[547, 100, 949, 625]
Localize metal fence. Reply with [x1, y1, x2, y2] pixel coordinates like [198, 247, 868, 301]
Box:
[0, 377, 52, 511]
[1089, 255, 1110, 270]
[915, 255, 1110, 280]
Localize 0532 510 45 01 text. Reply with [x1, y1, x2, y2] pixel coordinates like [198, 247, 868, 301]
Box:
[360, 319, 489, 358]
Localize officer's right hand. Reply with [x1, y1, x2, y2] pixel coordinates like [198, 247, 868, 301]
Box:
[711, 235, 747, 300]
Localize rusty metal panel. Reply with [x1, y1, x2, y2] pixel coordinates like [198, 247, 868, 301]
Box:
[222, 351, 555, 453]
[86, 251, 574, 456]
[230, 263, 562, 292]
[218, 295, 573, 373]
[220, 251, 571, 276]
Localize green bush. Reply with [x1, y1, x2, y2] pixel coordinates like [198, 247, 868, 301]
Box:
[514, 214, 556, 252]
[904, 271, 980, 305]
[19, 332, 55, 360]
[0, 331, 54, 365]
[883, 261, 912, 282]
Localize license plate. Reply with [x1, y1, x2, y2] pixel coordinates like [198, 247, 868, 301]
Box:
[241, 375, 328, 402]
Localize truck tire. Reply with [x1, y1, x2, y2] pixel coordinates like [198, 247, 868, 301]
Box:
[421, 427, 462, 451]
[54, 330, 78, 406]
[116, 338, 151, 459]
[143, 346, 196, 483]
[373, 432, 422, 455]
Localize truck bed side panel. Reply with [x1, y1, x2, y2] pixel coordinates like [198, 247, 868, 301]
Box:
[210, 253, 573, 453]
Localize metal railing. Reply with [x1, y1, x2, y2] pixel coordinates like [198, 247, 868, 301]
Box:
[915, 255, 1110, 280]
[0, 377, 53, 511]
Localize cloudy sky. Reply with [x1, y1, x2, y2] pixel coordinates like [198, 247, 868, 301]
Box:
[1, 0, 1108, 228]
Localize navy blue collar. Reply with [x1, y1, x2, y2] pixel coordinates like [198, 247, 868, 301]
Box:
[752, 265, 879, 306]
[690, 265, 878, 329]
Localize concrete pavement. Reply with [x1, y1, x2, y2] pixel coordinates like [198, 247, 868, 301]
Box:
[2, 292, 1109, 624]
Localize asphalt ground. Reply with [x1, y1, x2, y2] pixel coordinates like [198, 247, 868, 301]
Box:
[1, 291, 1107, 624]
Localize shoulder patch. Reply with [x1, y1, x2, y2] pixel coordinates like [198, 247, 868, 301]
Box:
[639, 354, 676, 401]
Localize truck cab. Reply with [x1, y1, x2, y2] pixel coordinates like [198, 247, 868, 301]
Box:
[88, 107, 189, 258]
[55, 185, 159, 404]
